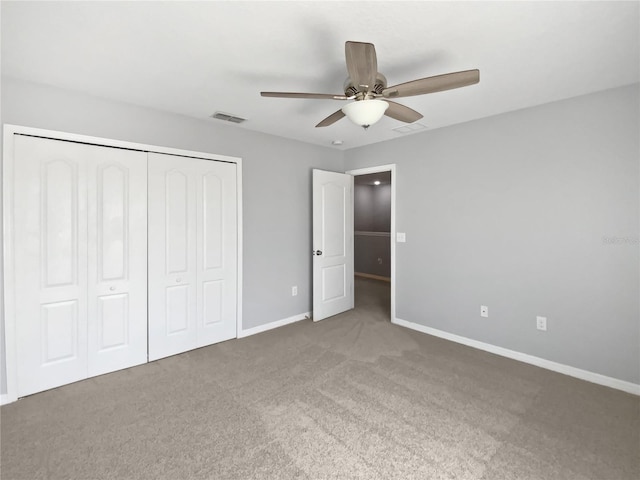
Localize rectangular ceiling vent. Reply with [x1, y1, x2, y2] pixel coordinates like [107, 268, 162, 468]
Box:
[211, 111, 247, 124]
[392, 122, 427, 134]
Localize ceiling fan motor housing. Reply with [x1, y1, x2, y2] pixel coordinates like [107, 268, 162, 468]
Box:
[344, 73, 387, 99]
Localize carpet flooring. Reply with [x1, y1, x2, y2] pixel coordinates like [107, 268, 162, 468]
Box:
[1, 277, 638, 479]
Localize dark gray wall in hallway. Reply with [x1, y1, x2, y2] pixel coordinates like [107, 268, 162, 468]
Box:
[355, 183, 391, 277]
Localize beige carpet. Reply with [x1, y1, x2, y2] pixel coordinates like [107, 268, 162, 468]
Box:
[1, 277, 638, 479]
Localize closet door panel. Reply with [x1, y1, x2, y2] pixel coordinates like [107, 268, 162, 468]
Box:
[148, 153, 237, 359]
[148, 153, 198, 361]
[14, 136, 89, 397]
[197, 162, 237, 346]
[166, 171, 190, 274]
[10, 131, 239, 397]
[87, 148, 148, 376]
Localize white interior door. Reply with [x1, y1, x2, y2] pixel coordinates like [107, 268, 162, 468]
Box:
[148, 153, 237, 361]
[148, 153, 198, 361]
[196, 160, 237, 347]
[13, 136, 148, 397]
[312, 169, 354, 321]
[87, 147, 148, 376]
[14, 136, 89, 397]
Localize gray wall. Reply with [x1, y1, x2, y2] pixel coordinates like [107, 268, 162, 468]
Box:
[345, 84, 640, 384]
[355, 184, 391, 232]
[0, 77, 344, 394]
[2, 78, 638, 394]
[355, 235, 391, 278]
[355, 184, 391, 277]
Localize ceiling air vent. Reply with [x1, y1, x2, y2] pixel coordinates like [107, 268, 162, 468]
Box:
[211, 112, 247, 124]
[392, 122, 427, 134]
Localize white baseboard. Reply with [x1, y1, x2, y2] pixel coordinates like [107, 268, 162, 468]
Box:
[238, 312, 310, 338]
[392, 317, 640, 396]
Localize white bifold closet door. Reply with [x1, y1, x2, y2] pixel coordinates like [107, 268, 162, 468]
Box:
[13, 135, 148, 397]
[148, 153, 237, 361]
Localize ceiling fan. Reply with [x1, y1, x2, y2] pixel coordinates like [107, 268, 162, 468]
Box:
[261, 41, 480, 129]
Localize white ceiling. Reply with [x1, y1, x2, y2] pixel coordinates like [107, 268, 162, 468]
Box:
[2, 1, 639, 150]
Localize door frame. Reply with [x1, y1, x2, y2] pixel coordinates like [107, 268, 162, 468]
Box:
[1, 124, 243, 405]
[346, 164, 396, 322]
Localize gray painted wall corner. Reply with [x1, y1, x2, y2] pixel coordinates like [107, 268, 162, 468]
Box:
[345, 84, 640, 384]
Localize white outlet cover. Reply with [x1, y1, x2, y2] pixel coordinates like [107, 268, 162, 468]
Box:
[397, 232, 406, 243]
[536, 316, 547, 331]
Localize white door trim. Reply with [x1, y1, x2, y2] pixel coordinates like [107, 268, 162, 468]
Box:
[2, 124, 243, 404]
[346, 164, 396, 322]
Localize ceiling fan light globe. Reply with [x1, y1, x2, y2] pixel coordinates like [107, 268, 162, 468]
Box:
[341, 100, 389, 127]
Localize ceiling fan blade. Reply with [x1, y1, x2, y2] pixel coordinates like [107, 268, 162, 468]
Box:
[383, 69, 480, 98]
[384, 101, 424, 123]
[261, 92, 349, 100]
[345, 41, 378, 92]
[315, 109, 346, 128]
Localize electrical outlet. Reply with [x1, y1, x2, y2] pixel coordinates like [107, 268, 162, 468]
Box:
[536, 316, 547, 331]
[480, 305, 488, 318]
[292, 286, 298, 296]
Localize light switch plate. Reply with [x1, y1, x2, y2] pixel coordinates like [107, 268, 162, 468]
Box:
[397, 232, 406, 243]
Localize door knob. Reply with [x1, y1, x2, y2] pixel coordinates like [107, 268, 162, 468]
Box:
[176, 278, 182, 283]
[313, 250, 323, 256]
[109, 286, 116, 291]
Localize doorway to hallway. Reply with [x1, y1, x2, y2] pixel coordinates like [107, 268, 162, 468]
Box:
[347, 165, 396, 321]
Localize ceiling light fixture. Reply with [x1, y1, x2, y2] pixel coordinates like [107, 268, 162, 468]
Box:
[374, 180, 381, 185]
[341, 100, 389, 129]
